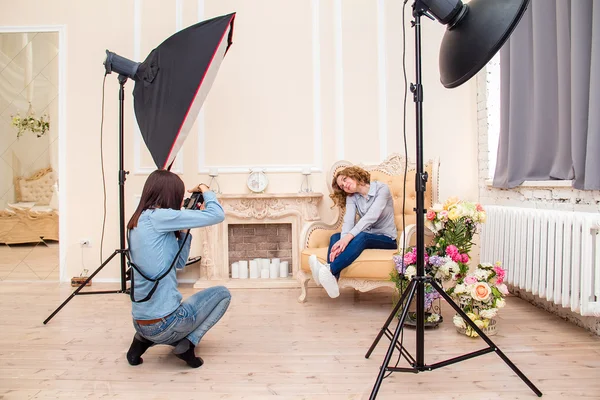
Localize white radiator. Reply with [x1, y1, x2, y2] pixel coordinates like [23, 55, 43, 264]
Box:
[481, 205, 600, 317]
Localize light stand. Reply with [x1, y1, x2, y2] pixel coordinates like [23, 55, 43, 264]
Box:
[44, 73, 131, 324]
[364, 2, 542, 398]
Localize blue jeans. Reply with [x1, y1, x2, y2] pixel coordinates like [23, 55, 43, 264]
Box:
[328, 232, 397, 277]
[133, 286, 231, 346]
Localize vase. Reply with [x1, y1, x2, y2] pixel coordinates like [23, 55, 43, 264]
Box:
[455, 315, 497, 337]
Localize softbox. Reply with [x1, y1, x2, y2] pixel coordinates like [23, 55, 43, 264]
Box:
[133, 13, 236, 169]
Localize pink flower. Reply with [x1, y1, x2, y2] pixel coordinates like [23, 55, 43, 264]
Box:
[404, 250, 417, 265]
[464, 275, 478, 285]
[403, 247, 428, 266]
[426, 210, 437, 221]
[460, 253, 469, 264]
[496, 283, 509, 295]
[476, 203, 484, 212]
[440, 210, 449, 220]
[493, 265, 506, 284]
[446, 245, 459, 258]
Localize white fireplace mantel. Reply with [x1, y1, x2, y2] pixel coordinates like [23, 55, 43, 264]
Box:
[193, 192, 323, 289]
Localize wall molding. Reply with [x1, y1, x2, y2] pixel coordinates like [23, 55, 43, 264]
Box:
[197, 2, 324, 175]
[377, 0, 388, 161]
[334, 0, 344, 160]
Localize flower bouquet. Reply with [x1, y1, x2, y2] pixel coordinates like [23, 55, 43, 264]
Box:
[426, 197, 486, 256]
[390, 197, 488, 327]
[447, 261, 509, 337]
[391, 248, 461, 326]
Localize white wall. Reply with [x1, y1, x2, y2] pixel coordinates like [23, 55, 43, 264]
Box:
[0, 0, 479, 282]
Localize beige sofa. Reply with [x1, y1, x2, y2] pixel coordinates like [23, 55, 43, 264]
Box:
[297, 154, 439, 302]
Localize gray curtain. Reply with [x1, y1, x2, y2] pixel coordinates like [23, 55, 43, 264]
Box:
[493, 0, 600, 190]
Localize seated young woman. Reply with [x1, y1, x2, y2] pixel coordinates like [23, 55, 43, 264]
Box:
[126, 170, 230, 368]
[309, 166, 397, 298]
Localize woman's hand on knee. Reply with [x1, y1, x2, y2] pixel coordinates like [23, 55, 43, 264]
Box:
[330, 234, 354, 261]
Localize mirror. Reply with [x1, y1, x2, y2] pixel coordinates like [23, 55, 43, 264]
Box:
[0, 31, 59, 280]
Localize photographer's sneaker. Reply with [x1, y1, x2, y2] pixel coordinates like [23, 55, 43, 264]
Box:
[308, 255, 322, 286]
[318, 265, 339, 298]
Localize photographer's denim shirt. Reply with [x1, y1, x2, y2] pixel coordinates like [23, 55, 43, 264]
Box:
[128, 191, 224, 320]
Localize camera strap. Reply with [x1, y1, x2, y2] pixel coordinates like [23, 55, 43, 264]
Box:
[126, 230, 191, 303]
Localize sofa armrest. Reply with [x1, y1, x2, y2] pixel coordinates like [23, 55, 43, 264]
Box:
[301, 221, 341, 249]
[397, 223, 435, 253]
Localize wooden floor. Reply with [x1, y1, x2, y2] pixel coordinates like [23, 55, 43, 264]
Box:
[0, 282, 599, 400]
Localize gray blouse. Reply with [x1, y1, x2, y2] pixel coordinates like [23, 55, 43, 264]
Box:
[341, 180, 397, 240]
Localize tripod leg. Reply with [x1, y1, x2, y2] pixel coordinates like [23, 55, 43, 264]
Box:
[369, 279, 418, 400]
[365, 278, 415, 359]
[43, 250, 124, 324]
[429, 280, 542, 397]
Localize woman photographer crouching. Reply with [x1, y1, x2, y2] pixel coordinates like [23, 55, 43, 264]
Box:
[126, 170, 230, 368]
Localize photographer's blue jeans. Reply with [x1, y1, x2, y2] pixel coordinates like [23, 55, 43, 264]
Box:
[327, 232, 397, 278]
[133, 286, 231, 346]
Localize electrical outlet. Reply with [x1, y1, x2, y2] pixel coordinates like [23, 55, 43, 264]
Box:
[80, 239, 91, 247]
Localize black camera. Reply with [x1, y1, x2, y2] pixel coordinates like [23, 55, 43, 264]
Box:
[183, 191, 204, 209]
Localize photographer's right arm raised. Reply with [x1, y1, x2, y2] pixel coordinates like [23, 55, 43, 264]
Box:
[297, 154, 439, 302]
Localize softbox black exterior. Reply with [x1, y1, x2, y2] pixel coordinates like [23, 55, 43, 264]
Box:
[133, 13, 235, 169]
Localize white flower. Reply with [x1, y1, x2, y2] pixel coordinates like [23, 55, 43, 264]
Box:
[479, 308, 498, 319]
[495, 298, 506, 308]
[475, 268, 492, 281]
[453, 314, 466, 329]
[432, 203, 443, 212]
[446, 260, 459, 274]
[454, 283, 467, 294]
[405, 265, 416, 280]
[437, 263, 450, 276]
[427, 313, 441, 323]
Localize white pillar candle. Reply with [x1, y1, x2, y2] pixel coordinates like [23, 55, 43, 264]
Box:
[239, 260, 249, 279]
[269, 262, 279, 279]
[260, 258, 270, 271]
[279, 261, 289, 278]
[249, 260, 259, 279]
[260, 268, 270, 279]
[231, 262, 239, 279]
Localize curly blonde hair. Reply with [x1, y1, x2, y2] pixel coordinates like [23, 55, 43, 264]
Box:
[329, 166, 370, 209]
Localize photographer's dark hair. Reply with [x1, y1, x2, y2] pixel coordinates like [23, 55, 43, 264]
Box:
[127, 170, 185, 232]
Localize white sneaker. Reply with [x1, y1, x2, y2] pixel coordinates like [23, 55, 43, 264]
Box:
[318, 264, 340, 298]
[308, 255, 322, 286]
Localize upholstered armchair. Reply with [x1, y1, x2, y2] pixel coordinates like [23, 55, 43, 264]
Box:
[297, 154, 439, 302]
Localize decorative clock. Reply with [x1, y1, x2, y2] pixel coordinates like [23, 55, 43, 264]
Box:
[247, 169, 268, 193]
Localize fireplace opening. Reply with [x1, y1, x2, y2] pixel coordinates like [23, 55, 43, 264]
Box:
[228, 223, 292, 276]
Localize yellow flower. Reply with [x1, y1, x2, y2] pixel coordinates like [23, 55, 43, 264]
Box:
[443, 196, 460, 210]
[448, 208, 461, 221]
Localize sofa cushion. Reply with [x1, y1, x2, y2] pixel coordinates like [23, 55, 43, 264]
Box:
[301, 248, 396, 279]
